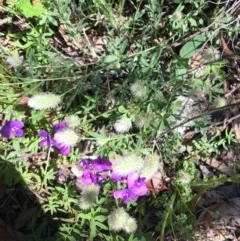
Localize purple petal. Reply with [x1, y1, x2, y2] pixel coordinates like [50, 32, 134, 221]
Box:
[127, 173, 147, 196]
[80, 159, 89, 169]
[53, 121, 67, 133]
[110, 172, 125, 182]
[0, 120, 24, 139]
[81, 169, 97, 185]
[54, 142, 71, 155]
[10, 120, 24, 128]
[113, 189, 137, 204]
[38, 130, 49, 137]
[127, 172, 140, 188]
[59, 146, 71, 155]
[130, 183, 148, 196]
[96, 173, 106, 184]
[38, 130, 52, 147]
[91, 157, 112, 172]
[39, 139, 48, 147]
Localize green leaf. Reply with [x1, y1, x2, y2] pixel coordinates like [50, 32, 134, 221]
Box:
[95, 221, 108, 230]
[179, 34, 208, 58]
[94, 215, 107, 222]
[118, 105, 127, 114]
[102, 55, 119, 63]
[90, 220, 97, 240]
[15, 0, 46, 18]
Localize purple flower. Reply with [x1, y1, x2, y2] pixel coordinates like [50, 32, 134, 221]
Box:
[38, 130, 53, 147]
[113, 173, 148, 204]
[95, 172, 107, 184]
[80, 159, 89, 169]
[0, 120, 24, 139]
[53, 121, 67, 132]
[113, 189, 137, 204]
[110, 172, 125, 182]
[53, 141, 71, 155]
[127, 172, 147, 196]
[38, 121, 72, 156]
[91, 157, 112, 172]
[81, 169, 97, 185]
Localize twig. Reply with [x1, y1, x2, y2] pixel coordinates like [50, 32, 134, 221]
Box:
[225, 83, 240, 97]
[160, 101, 240, 137]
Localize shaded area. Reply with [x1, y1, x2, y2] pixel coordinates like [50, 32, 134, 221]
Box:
[0, 159, 59, 241]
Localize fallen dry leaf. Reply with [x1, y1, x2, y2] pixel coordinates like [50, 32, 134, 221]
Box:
[146, 171, 169, 194]
[201, 156, 234, 176]
[220, 37, 234, 56]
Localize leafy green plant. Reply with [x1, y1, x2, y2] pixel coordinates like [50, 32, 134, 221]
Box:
[0, 0, 239, 240]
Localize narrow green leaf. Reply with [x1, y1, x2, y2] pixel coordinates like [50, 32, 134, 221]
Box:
[180, 34, 208, 58]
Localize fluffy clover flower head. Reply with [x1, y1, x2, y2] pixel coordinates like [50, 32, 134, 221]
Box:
[177, 170, 193, 184]
[129, 81, 148, 99]
[28, 92, 61, 110]
[64, 115, 80, 129]
[114, 116, 132, 133]
[134, 114, 152, 129]
[6, 54, 23, 68]
[124, 217, 137, 234]
[203, 46, 221, 62]
[140, 154, 161, 181]
[0, 120, 24, 139]
[79, 184, 100, 210]
[53, 128, 79, 146]
[107, 207, 131, 232]
[112, 152, 145, 176]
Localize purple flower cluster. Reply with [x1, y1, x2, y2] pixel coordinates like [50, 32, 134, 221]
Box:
[1, 120, 148, 205]
[74, 157, 148, 204]
[0, 120, 24, 139]
[113, 172, 148, 204]
[79, 157, 112, 185]
[38, 121, 71, 155]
